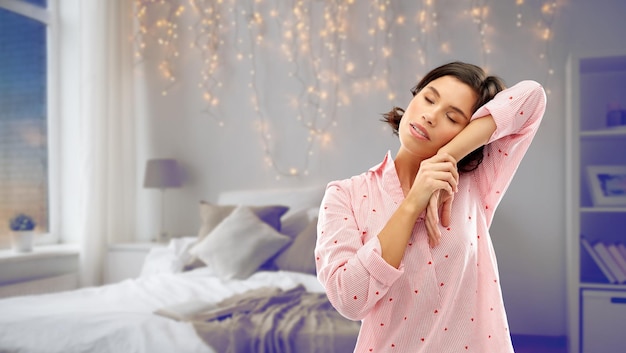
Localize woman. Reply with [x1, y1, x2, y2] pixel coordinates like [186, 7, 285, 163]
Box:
[315, 61, 546, 352]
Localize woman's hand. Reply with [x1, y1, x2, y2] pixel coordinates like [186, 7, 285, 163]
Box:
[414, 152, 457, 248]
[406, 153, 458, 230]
[425, 189, 454, 247]
[379, 153, 458, 268]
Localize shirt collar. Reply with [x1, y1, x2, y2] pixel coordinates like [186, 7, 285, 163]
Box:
[371, 151, 425, 218]
[370, 151, 404, 201]
[368, 150, 394, 173]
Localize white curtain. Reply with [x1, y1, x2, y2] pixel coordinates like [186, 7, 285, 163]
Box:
[76, 0, 136, 287]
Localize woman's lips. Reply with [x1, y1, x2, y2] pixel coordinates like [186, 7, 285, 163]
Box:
[409, 123, 430, 140]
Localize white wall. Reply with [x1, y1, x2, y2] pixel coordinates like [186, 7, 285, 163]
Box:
[130, 0, 626, 336]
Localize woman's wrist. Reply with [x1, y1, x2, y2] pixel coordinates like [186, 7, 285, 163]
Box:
[438, 115, 496, 161]
[399, 192, 426, 217]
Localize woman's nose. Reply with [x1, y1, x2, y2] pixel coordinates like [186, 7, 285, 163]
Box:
[422, 112, 435, 126]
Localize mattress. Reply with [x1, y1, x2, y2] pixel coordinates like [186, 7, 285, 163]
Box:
[0, 267, 358, 353]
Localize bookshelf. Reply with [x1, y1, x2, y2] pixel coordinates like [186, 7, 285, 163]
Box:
[566, 52, 626, 353]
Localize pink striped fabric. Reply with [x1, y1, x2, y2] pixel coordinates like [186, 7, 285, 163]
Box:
[315, 80, 546, 353]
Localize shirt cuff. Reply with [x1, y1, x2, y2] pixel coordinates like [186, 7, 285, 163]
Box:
[356, 236, 404, 287]
[471, 80, 545, 143]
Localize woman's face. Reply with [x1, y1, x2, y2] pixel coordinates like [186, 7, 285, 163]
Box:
[398, 75, 478, 159]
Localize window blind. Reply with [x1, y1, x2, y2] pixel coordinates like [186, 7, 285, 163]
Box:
[0, 7, 48, 247]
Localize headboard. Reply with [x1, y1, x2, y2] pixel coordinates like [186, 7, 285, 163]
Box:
[216, 184, 326, 218]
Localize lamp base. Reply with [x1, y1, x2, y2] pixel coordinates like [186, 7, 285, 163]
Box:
[154, 231, 170, 244]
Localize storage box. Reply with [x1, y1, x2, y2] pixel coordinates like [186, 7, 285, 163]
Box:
[582, 290, 626, 353]
[606, 109, 626, 128]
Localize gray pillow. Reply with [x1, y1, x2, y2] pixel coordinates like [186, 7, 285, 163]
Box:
[274, 217, 318, 275]
[189, 206, 292, 279]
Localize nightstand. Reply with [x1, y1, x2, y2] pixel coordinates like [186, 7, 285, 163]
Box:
[104, 242, 165, 284]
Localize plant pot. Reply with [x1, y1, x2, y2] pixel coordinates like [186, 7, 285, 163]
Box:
[11, 231, 34, 252]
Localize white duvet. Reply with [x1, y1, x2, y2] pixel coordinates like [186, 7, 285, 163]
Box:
[0, 267, 325, 353]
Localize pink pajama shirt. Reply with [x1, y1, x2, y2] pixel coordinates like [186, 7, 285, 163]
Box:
[315, 80, 547, 353]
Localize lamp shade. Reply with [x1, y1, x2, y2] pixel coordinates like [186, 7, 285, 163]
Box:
[143, 159, 183, 189]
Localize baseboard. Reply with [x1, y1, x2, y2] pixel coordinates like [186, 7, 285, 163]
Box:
[511, 334, 568, 348]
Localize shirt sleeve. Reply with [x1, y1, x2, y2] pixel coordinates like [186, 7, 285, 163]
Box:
[315, 180, 403, 321]
[469, 80, 547, 226]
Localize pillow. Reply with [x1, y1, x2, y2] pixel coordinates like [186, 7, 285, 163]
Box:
[197, 201, 289, 240]
[141, 237, 198, 276]
[259, 207, 318, 271]
[189, 206, 292, 279]
[140, 247, 185, 277]
[273, 217, 318, 275]
[280, 207, 319, 240]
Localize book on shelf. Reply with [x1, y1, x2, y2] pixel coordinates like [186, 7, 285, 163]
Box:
[608, 243, 626, 277]
[592, 241, 626, 283]
[619, 243, 626, 262]
[580, 236, 618, 284]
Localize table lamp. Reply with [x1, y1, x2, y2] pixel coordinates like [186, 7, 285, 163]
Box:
[143, 158, 183, 242]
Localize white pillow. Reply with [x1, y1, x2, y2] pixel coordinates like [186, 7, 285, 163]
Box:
[140, 247, 184, 277]
[139, 237, 198, 277]
[189, 206, 292, 279]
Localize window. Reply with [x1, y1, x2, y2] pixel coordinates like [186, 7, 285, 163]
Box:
[0, 0, 52, 248]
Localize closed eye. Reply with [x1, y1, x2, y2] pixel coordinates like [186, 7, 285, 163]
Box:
[425, 86, 470, 122]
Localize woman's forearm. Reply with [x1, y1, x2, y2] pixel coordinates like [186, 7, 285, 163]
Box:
[378, 201, 424, 268]
[438, 115, 496, 161]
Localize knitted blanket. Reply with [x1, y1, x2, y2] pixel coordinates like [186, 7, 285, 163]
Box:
[191, 285, 359, 353]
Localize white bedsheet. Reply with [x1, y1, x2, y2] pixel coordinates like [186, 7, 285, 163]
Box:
[0, 268, 324, 353]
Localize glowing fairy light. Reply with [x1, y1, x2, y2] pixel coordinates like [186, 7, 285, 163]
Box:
[535, 1, 558, 93]
[541, 2, 554, 15]
[469, 0, 491, 66]
[345, 62, 355, 73]
[133, 0, 559, 178]
[440, 42, 450, 53]
[136, 1, 184, 94]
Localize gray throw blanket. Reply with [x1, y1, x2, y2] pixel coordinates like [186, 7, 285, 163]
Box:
[191, 285, 359, 353]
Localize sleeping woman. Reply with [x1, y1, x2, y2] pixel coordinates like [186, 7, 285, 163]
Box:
[315, 61, 546, 353]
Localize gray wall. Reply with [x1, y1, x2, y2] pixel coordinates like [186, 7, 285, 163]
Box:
[131, 0, 626, 336]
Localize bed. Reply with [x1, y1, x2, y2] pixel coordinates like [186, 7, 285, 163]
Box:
[0, 185, 360, 353]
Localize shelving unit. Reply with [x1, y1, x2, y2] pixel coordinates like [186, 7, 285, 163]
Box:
[566, 53, 626, 353]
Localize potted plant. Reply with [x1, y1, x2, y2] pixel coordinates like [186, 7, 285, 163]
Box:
[9, 213, 36, 252]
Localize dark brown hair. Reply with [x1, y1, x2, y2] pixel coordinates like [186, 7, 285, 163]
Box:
[382, 61, 506, 173]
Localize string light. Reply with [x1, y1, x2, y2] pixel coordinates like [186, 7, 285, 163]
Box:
[469, 0, 491, 67]
[134, 0, 184, 96]
[133, 0, 559, 177]
[538, 1, 558, 95]
[188, 0, 225, 125]
[514, 0, 559, 95]
[412, 0, 435, 69]
[515, 0, 524, 27]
